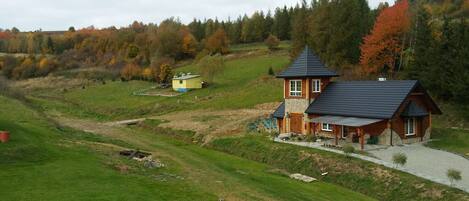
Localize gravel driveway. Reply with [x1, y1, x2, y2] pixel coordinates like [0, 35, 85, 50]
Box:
[369, 143, 469, 191]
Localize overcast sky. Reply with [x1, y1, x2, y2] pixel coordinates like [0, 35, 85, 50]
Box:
[0, 0, 394, 31]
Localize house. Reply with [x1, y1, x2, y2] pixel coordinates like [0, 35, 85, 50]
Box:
[172, 73, 202, 92]
[273, 46, 441, 149]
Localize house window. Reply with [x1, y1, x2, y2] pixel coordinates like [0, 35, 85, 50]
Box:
[322, 123, 332, 131]
[290, 80, 302, 97]
[312, 79, 321, 93]
[179, 80, 183, 84]
[405, 118, 415, 136]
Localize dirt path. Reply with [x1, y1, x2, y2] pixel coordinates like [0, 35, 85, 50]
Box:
[52, 114, 279, 201]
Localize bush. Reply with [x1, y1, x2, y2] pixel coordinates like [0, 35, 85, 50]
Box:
[392, 153, 407, 167]
[343, 145, 355, 157]
[447, 169, 462, 186]
[264, 34, 280, 50]
[305, 134, 317, 142]
[268, 66, 274, 76]
[367, 136, 379, 144]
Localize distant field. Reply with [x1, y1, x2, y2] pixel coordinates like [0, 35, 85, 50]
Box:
[31, 50, 290, 120]
[230, 41, 291, 52]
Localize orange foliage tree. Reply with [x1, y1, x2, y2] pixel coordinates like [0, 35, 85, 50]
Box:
[205, 28, 230, 55]
[182, 32, 198, 57]
[120, 63, 142, 81]
[359, 0, 410, 76]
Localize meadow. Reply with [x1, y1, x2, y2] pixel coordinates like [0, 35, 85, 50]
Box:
[0, 95, 374, 201]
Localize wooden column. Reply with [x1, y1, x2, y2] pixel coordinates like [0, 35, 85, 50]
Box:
[312, 123, 316, 137]
[334, 125, 338, 146]
[429, 113, 432, 132]
[305, 116, 311, 135]
[359, 128, 364, 150]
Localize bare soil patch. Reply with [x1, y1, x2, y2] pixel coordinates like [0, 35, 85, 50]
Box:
[155, 102, 280, 137]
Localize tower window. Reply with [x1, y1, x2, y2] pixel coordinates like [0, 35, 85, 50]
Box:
[290, 80, 302, 96]
[312, 79, 321, 93]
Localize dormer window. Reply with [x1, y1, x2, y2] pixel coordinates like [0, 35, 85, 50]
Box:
[312, 79, 321, 93]
[290, 80, 302, 96]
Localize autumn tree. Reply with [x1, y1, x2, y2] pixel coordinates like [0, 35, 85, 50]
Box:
[182, 32, 198, 57]
[158, 63, 173, 83]
[359, 0, 411, 77]
[205, 28, 230, 55]
[198, 54, 225, 83]
[141, 67, 154, 81]
[37, 57, 57, 76]
[264, 34, 280, 50]
[120, 63, 142, 81]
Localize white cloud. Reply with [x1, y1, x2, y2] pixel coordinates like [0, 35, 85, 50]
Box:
[0, 0, 394, 31]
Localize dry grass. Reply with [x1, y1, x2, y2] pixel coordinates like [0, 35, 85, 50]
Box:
[155, 102, 280, 138]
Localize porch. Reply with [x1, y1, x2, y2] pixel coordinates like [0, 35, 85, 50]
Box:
[307, 115, 386, 150]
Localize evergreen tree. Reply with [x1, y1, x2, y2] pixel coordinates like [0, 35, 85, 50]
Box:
[291, 1, 309, 58]
[406, 4, 432, 81]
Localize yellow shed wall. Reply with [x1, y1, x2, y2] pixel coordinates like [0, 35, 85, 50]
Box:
[172, 77, 202, 90]
[172, 79, 185, 89]
[184, 77, 202, 89]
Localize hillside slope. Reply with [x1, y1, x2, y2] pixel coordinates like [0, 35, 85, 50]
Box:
[0, 93, 374, 201]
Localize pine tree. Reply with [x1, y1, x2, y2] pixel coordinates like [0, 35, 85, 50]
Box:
[291, 1, 309, 58]
[406, 4, 432, 81]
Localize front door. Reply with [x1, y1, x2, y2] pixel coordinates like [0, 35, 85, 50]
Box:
[290, 113, 303, 134]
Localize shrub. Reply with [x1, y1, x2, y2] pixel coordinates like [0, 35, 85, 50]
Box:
[343, 145, 355, 157]
[264, 34, 280, 50]
[268, 66, 274, 76]
[367, 136, 379, 144]
[447, 169, 462, 186]
[392, 153, 407, 167]
[305, 134, 317, 142]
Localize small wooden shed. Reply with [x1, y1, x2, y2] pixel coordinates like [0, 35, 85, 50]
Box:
[172, 74, 202, 92]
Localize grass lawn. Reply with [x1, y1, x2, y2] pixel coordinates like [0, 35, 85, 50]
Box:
[427, 127, 469, 157]
[0, 95, 373, 201]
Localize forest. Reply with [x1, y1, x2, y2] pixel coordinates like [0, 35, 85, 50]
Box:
[0, 0, 468, 105]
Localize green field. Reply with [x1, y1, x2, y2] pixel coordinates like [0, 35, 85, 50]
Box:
[0, 95, 374, 201]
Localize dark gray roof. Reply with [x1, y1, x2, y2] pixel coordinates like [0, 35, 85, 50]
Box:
[272, 102, 285, 118]
[306, 80, 420, 119]
[276, 46, 338, 78]
[401, 101, 429, 117]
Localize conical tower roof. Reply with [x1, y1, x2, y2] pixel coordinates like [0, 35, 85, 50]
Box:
[277, 46, 338, 78]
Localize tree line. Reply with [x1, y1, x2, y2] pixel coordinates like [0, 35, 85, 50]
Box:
[0, 0, 468, 105]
